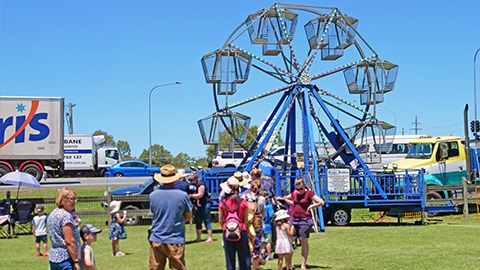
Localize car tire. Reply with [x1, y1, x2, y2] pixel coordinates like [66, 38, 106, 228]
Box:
[123, 205, 141, 226]
[114, 172, 123, 177]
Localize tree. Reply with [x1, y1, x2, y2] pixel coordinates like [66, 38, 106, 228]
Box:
[116, 140, 132, 160]
[93, 130, 116, 147]
[206, 125, 259, 157]
[139, 144, 173, 167]
[171, 152, 196, 169]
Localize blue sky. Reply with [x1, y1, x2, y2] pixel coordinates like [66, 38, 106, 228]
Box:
[1, 1, 480, 158]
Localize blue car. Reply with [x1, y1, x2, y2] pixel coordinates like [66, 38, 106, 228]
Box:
[104, 160, 160, 177]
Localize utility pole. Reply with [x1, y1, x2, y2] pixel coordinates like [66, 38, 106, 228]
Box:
[67, 103, 76, 135]
[411, 115, 422, 135]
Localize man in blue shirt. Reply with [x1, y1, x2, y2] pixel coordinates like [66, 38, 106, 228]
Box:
[149, 165, 192, 270]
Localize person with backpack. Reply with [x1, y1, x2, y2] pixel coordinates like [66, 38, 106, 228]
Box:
[219, 176, 250, 270]
[283, 177, 324, 270]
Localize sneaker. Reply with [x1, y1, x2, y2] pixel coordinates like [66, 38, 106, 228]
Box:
[115, 251, 125, 257]
[42, 253, 49, 257]
[36, 253, 42, 257]
[266, 254, 274, 261]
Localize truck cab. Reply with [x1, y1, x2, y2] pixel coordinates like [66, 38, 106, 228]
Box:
[388, 136, 466, 198]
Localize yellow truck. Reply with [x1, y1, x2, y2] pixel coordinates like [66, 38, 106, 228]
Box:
[387, 135, 467, 199]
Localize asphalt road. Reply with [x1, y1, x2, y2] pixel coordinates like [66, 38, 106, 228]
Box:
[0, 176, 150, 190]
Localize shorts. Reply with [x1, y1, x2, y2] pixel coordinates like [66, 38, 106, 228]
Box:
[261, 232, 272, 244]
[290, 218, 313, 239]
[35, 235, 48, 243]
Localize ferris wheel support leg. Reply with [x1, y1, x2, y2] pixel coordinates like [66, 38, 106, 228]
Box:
[242, 91, 290, 170]
[309, 86, 387, 199]
[300, 88, 325, 232]
[245, 90, 298, 172]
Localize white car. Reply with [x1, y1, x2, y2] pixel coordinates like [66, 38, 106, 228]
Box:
[212, 150, 248, 168]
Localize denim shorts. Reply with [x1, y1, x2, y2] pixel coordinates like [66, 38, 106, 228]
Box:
[290, 218, 313, 239]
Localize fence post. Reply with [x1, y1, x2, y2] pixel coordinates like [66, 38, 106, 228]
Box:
[463, 177, 469, 219]
[107, 188, 112, 226]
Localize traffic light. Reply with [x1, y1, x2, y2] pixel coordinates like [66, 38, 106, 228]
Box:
[476, 120, 480, 132]
[471, 120, 475, 132]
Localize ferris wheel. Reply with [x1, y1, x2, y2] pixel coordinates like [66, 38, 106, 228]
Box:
[198, 3, 399, 171]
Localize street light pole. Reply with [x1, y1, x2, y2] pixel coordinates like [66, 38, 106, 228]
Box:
[474, 48, 480, 145]
[149, 82, 182, 165]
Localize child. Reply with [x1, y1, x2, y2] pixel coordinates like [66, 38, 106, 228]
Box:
[274, 209, 294, 270]
[109, 200, 127, 256]
[260, 190, 274, 260]
[32, 204, 48, 257]
[80, 224, 102, 270]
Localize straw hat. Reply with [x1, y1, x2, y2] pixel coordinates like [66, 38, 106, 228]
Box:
[109, 200, 122, 214]
[220, 176, 240, 195]
[275, 209, 290, 222]
[154, 164, 180, 184]
[233, 171, 250, 187]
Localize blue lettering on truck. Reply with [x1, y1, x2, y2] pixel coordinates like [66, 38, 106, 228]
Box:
[0, 100, 51, 148]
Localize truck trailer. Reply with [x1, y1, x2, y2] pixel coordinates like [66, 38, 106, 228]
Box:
[0, 96, 64, 181]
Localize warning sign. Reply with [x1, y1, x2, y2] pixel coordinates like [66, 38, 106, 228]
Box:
[327, 168, 350, 193]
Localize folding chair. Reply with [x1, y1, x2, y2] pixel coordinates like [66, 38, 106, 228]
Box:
[0, 200, 12, 238]
[12, 200, 35, 235]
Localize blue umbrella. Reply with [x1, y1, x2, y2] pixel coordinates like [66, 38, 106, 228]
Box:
[0, 171, 41, 200]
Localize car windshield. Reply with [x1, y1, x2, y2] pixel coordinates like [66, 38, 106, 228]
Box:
[406, 143, 434, 159]
[141, 178, 154, 188]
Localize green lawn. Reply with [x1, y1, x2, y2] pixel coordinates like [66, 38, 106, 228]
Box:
[2, 215, 480, 270]
[3, 187, 480, 269]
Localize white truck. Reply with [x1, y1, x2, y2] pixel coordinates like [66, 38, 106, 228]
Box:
[0, 96, 64, 181]
[62, 134, 120, 177]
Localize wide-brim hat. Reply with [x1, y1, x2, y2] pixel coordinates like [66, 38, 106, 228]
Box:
[177, 169, 190, 178]
[109, 200, 122, 214]
[220, 176, 240, 195]
[233, 171, 250, 187]
[275, 209, 290, 222]
[154, 164, 180, 184]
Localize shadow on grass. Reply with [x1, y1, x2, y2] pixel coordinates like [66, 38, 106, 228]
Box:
[293, 264, 331, 269]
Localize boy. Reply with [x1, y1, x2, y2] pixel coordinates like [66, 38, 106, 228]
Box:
[32, 204, 48, 257]
[80, 224, 102, 270]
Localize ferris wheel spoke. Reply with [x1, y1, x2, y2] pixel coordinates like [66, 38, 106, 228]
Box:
[309, 55, 376, 82]
[231, 44, 297, 80]
[221, 83, 296, 111]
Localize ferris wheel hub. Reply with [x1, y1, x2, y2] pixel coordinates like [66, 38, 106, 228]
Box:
[299, 73, 312, 85]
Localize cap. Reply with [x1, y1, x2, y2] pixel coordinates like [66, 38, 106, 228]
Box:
[36, 205, 44, 212]
[80, 224, 102, 237]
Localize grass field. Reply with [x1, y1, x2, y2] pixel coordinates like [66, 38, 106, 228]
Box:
[2, 187, 480, 269]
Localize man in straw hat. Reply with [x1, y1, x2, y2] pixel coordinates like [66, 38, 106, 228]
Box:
[149, 164, 192, 270]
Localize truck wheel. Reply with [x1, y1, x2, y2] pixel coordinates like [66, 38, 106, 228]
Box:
[329, 207, 351, 226]
[0, 164, 11, 178]
[123, 205, 141, 226]
[114, 172, 123, 177]
[21, 164, 43, 181]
